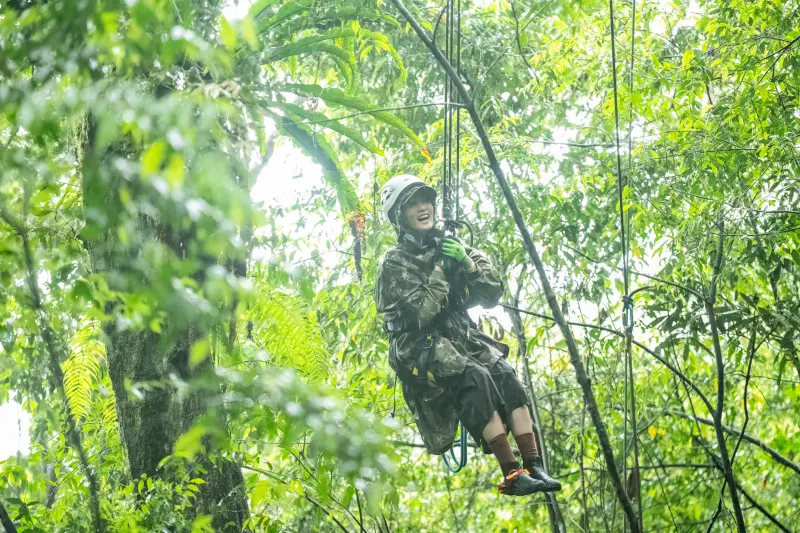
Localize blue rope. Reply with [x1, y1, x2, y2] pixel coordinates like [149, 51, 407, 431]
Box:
[441, 422, 468, 473]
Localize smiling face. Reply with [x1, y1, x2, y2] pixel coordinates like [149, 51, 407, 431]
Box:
[401, 189, 435, 232]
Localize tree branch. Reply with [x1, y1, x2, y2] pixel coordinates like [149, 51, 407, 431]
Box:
[731, 319, 757, 465]
[704, 219, 747, 533]
[500, 303, 717, 415]
[304, 495, 354, 533]
[507, 281, 566, 533]
[734, 478, 794, 533]
[0, 499, 18, 533]
[242, 464, 355, 533]
[509, 0, 539, 82]
[630, 270, 705, 299]
[664, 410, 800, 477]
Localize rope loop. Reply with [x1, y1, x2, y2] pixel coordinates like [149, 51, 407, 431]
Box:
[441, 422, 468, 473]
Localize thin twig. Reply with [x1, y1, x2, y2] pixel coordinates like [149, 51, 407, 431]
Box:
[735, 480, 794, 533]
[509, 0, 539, 82]
[731, 319, 757, 465]
[499, 303, 716, 414]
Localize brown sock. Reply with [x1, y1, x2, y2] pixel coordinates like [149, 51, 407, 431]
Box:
[488, 433, 520, 476]
[516, 432, 540, 471]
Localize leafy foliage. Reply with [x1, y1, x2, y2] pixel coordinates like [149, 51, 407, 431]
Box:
[247, 280, 330, 381]
[1, 0, 799, 531]
[63, 323, 106, 423]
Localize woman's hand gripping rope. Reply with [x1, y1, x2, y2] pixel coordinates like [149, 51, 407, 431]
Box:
[442, 238, 476, 272]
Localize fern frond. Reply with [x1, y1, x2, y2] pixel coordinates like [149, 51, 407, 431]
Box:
[247, 287, 329, 381]
[358, 29, 407, 84]
[63, 322, 106, 422]
[100, 392, 118, 430]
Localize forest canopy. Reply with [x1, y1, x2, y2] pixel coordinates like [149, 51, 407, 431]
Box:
[0, 0, 798, 532]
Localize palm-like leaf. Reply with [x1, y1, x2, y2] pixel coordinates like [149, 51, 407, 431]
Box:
[268, 111, 362, 220]
[283, 83, 426, 152]
[244, 0, 423, 277]
[270, 100, 384, 156]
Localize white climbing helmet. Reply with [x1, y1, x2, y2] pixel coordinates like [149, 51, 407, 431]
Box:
[380, 174, 437, 225]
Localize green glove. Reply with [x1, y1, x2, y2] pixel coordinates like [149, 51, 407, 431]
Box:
[442, 239, 468, 265]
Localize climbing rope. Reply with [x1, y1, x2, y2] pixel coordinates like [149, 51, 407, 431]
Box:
[439, 0, 469, 474]
[441, 0, 462, 232]
[609, 0, 643, 529]
[442, 423, 468, 473]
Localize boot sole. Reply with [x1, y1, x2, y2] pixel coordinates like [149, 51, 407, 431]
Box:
[499, 480, 548, 496]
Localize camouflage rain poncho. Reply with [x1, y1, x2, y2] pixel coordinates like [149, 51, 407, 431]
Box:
[375, 225, 514, 454]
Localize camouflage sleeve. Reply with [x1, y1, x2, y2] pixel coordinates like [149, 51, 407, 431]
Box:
[463, 247, 504, 307]
[375, 251, 450, 329]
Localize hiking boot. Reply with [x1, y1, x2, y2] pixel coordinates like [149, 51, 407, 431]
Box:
[498, 469, 546, 496]
[528, 465, 562, 492]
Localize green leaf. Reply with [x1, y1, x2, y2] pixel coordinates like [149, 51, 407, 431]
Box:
[269, 100, 384, 156]
[255, 0, 312, 33]
[266, 109, 361, 219]
[174, 424, 208, 458]
[189, 340, 210, 368]
[247, 0, 280, 20]
[264, 42, 353, 67]
[165, 153, 185, 186]
[283, 84, 427, 154]
[63, 322, 106, 422]
[191, 514, 214, 533]
[681, 49, 695, 70]
[220, 16, 237, 50]
[30, 184, 60, 216]
[342, 485, 355, 508]
[241, 17, 259, 49]
[246, 272, 331, 380]
[142, 140, 167, 177]
[251, 480, 270, 507]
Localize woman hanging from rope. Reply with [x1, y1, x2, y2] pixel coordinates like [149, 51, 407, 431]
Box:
[375, 174, 561, 496]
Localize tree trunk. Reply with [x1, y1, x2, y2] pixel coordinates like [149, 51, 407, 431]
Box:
[80, 117, 249, 532]
[105, 328, 248, 531]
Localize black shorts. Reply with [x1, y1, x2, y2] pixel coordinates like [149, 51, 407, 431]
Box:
[439, 356, 529, 451]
